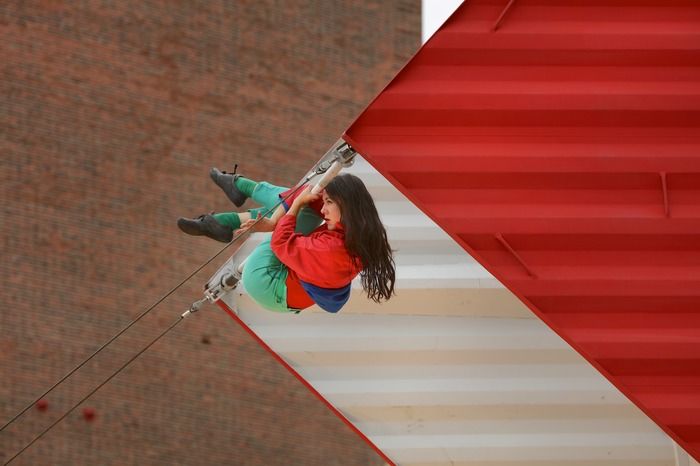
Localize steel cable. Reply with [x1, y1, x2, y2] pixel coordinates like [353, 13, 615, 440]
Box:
[1, 154, 347, 463]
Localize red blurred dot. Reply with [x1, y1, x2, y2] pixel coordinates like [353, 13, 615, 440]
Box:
[82, 407, 96, 422]
[36, 399, 49, 412]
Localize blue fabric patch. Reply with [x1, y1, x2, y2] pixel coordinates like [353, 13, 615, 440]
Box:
[300, 281, 351, 313]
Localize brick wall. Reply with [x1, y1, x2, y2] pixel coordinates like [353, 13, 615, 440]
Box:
[0, 2, 419, 464]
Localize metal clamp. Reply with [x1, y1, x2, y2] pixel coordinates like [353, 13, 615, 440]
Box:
[182, 296, 208, 318]
[311, 140, 358, 177]
[311, 141, 358, 194]
[182, 271, 240, 318]
[335, 142, 357, 167]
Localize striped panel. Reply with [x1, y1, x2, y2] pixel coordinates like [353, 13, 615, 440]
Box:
[344, 0, 700, 462]
[209, 157, 679, 465]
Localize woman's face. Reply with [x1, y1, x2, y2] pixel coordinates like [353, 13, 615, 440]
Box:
[321, 191, 342, 230]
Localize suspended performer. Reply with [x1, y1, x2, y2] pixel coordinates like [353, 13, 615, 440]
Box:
[177, 168, 396, 313]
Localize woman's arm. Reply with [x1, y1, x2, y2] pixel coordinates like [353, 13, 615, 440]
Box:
[235, 204, 285, 234]
[234, 185, 320, 234]
[286, 186, 320, 217]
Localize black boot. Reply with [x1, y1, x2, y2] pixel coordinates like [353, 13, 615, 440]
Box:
[210, 167, 247, 207]
[177, 214, 233, 243]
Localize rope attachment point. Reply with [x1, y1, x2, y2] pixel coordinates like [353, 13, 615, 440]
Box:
[310, 141, 357, 194]
[183, 268, 243, 318]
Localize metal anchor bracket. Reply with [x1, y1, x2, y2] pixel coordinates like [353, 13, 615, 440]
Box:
[335, 141, 358, 167]
[307, 139, 358, 180]
[182, 271, 240, 318]
[310, 140, 359, 195]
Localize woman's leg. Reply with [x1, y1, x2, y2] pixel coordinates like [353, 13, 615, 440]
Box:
[228, 176, 291, 219]
[251, 181, 324, 234]
[214, 205, 322, 235]
[212, 211, 251, 230]
[242, 236, 293, 313]
[210, 167, 288, 210]
[212, 203, 282, 230]
[181, 176, 304, 242]
[214, 177, 323, 234]
[248, 181, 288, 211]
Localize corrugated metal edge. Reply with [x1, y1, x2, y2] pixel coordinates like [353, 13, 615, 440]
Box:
[342, 1, 700, 457]
[342, 128, 698, 461]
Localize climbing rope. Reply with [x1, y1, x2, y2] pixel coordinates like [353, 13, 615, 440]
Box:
[0, 242, 230, 435]
[2, 144, 356, 464]
[3, 315, 185, 465]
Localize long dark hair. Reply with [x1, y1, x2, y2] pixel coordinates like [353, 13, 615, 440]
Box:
[325, 173, 395, 303]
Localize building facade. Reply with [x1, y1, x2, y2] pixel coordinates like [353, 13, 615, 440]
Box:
[0, 2, 419, 464]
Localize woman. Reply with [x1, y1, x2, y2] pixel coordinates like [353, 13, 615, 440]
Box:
[177, 169, 395, 313]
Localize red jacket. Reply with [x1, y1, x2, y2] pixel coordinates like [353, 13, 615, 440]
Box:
[270, 190, 362, 309]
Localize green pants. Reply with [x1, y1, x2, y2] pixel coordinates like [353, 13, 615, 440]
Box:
[235, 182, 322, 313]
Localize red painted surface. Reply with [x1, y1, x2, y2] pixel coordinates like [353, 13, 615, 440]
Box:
[345, 0, 700, 460]
[215, 300, 396, 466]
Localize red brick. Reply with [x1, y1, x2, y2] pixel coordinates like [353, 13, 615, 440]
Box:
[0, 1, 419, 464]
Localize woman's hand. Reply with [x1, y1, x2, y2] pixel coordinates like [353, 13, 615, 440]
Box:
[234, 216, 276, 235]
[290, 185, 321, 213]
